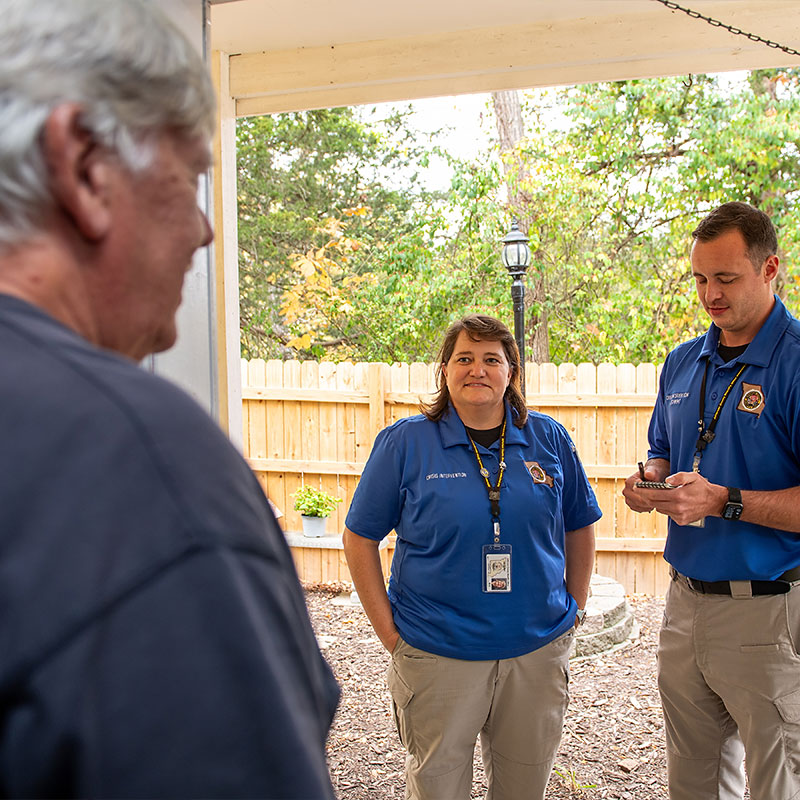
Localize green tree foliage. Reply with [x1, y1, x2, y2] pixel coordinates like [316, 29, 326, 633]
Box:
[278, 154, 508, 363]
[237, 70, 800, 365]
[344, 156, 508, 362]
[236, 107, 430, 358]
[237, 105, 515, 363]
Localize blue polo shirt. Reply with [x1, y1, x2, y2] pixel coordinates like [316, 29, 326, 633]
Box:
[345, 402, 601, 660]
[649, 296, 800, 581]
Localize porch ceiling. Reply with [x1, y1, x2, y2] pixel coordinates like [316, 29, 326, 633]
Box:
[208, 0, 800, 116]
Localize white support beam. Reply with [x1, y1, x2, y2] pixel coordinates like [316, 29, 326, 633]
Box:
[150, 0, 219, 419]
[227, 2, 800, 116]
[211, 49, 244, 445]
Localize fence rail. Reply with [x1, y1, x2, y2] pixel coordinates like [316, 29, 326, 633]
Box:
[242, 359, 670, 595]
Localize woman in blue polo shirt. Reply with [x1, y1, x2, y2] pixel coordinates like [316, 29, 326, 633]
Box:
[343, 314, 600, 800]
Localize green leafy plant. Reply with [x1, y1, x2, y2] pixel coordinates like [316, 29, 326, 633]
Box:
[293, 485, 342, 518]
[553, 763, 597, 792]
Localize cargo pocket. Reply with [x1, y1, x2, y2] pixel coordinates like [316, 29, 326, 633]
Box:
[387, 660, 414, 747]
[774, 687, 800, 776]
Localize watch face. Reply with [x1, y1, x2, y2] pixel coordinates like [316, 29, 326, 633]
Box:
[722, 502, 744, 521]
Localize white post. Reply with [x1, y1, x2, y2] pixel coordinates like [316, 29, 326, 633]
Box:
[146, 0, 242, 450]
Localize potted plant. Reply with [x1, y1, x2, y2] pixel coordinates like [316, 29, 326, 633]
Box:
[293, 485, 342, 537]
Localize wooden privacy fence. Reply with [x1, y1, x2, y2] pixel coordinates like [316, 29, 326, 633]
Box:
[242, 359, 670, 596]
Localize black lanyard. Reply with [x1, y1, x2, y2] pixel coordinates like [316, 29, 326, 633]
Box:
[692, 359, 746, 472]
[467, 419, 507, 537]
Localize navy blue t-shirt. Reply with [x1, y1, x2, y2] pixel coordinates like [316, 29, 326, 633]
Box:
[0, 295, 339, 799]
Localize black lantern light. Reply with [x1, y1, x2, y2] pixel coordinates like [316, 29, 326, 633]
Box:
[501, 218, 531, 396]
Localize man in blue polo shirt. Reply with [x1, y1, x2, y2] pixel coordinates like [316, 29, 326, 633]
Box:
[624, 201, 800, 800]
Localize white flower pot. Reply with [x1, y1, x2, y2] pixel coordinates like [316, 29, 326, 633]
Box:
[301, 515, 328, 538]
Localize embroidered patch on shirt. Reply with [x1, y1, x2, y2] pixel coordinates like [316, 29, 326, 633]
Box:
[525, 461, 554, 487]
[425, 472, 467, 481]
[737, 382, 765, 417]
[666, 391, 690, 406]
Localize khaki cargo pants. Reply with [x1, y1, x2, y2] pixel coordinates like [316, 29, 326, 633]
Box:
[387, 630, 573, 800]
[659, 573, 800, 800]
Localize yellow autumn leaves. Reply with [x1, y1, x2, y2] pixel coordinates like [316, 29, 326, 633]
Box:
[281, 210, 371, 352]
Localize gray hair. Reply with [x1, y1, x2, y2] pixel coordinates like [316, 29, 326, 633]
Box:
[0, 0, 216, 247]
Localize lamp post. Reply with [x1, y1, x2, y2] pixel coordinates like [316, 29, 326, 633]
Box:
[501, 218, 531, 397]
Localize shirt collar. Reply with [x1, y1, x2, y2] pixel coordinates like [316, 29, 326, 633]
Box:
[698, 294, 790, 367]
[439, 401, 527, 448]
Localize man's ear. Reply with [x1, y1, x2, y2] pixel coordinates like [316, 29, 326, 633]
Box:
[763, 253, 780, 284]
[42, 103, 114, 241]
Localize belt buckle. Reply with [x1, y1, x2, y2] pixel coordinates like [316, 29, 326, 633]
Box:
[686, 576, 705, 593]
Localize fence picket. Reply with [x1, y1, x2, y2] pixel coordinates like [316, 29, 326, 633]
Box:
[283, 361, 303, 531]
[318, 362, 342, 533]
[336, 362, 357, 539]
[264, 360, 286, 522]
[241, 358, 250, 456]
[354, 363, 371, 466]
[596, 363, 617, 540]
[576, 362, 597, 464]
[389, 363, 410, 426]
[534, 363, 558, 427]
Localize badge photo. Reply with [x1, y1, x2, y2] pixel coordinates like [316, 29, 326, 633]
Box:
[482, 544, 512, 593]
[737, 382, 765, 417]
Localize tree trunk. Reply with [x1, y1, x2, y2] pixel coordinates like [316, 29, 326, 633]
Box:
[493, 90, 525, 153]
[491, 90, 549, 363]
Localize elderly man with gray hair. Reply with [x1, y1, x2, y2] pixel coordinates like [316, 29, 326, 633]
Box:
[0, 1, 338, 797]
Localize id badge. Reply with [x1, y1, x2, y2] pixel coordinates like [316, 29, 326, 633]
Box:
[483, 544, 512, 593]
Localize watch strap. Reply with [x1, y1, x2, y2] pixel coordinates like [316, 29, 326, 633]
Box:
[722, 487, 743, 520]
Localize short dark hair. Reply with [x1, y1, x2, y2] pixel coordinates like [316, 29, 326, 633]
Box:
[420, 314, 528, 427]
[691, 201, 777, 269]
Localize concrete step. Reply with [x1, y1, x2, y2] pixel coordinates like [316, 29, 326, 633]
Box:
[572, 573, 637, 660]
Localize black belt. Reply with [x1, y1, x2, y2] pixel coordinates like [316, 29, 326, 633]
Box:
[671, 565, 800, 596]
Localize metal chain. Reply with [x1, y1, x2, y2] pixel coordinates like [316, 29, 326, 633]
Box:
[653, 0, 800, 58]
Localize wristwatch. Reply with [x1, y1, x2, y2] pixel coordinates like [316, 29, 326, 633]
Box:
[721, 487, 744, 521]
[575, 608, 586, 626]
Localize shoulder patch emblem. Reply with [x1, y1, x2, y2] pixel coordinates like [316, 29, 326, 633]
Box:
[737, 382, 765, 417]
[525, 461, 554, 487]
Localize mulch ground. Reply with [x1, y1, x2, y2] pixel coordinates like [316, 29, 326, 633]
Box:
[305, 588, 750, 800]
